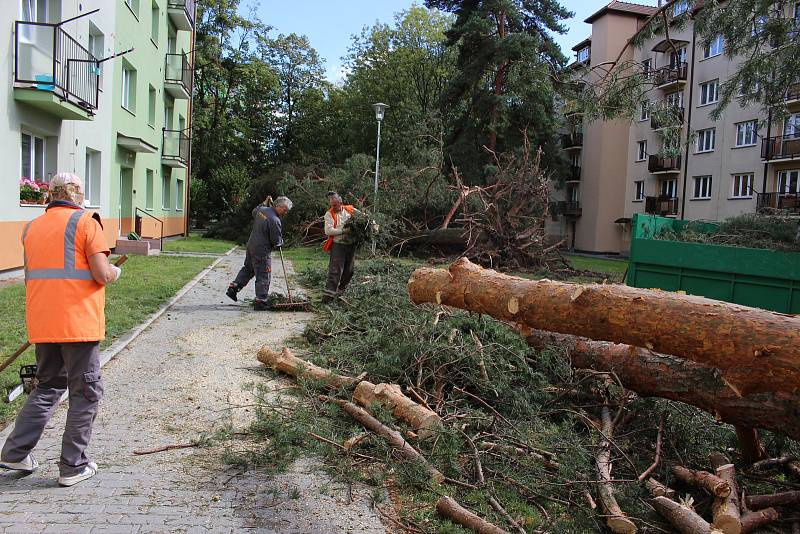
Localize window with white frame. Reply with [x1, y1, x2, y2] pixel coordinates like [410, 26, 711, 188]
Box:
[738, 79, 761, 97]
[670, 47, 687, 68]
[667, 91, 683, 108]
[785, 113, 800, 138]
[20, 131, 46, 182]
[176, 179, 184, 211]
[731, 174, 753, 198]
[699, 79, 719, 105]
[640, 101, 650, 121]
[637, 140, 647, 161]
[753, 14, 768, 35]
[20, 0, 48, 23]
[577, 47, 589, 63]
[642, 58, 652, 77]
[146, 169, 154, 210]
[736, 120, 758, 146]
[673, 0, 690, 16]
[703, 35, 724, 59]
[661, 179, 677, 198]
[568, 186, 579, 203]
[634, 180, 645, 201]
[84, 148, 101, 206]
[162, 171, 171, 210]
[696, 128, 716, 153]
[151, 1, 159, 44]
[88, 24, 104, 87]
[693, 175, 713, 199]
[122, 62, 136, 112]
[778, 170, 799, 193]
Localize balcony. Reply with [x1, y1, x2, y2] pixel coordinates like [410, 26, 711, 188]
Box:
[645, 196, 679, 216]
[167, 0, 196, 31]
[164, 53, 192, 100]
[648, 155, 682, 174]
[757, 192, 800, 214]
[561, 133, 583, 151]
[653, 63, 688, 91]
[13, 21, 99, 120]
[567, 165, 581, 181]
[162, 129, 190, 168]
[784, 83, 800, 111]
[650, 106, 684, 130]
[558, 201, 582, 217]
[761, 135, 800, 162]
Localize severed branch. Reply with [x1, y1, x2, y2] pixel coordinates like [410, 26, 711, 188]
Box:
[638, 416, 665, 482]
[740, 508, 779, 534]
[257, 347, 365, 389]
[646, 477, 676, 499]
[133, 443, 196, 455]
[595, 401, 637, 534]
[435, 496, 510, 534]
[745, 491, 800, 510]
[671, 466, 732, 498]
[651, 496, 722, 534]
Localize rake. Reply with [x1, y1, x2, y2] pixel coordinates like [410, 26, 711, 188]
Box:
[270, 246, 312, 311]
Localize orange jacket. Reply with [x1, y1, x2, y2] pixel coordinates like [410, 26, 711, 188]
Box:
[23, 203, 110, 343]
[322, 205, 355, 252]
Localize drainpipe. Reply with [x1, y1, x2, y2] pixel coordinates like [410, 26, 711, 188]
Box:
[679, 21, 698, 219]
[183, 5, 197, 237]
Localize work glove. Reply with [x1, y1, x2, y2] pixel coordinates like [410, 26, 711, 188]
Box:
[109, 265, 122, 283]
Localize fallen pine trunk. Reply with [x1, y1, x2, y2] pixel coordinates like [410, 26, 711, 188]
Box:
[651, 496, 722, 534]
[407, 258, 800, 395]
[353, 381, 442, 438]
[745, 491, 800, 510]
[524, 330, 800, 441]
[435, 496, 509, 534]
[740, 508, 779, 534]
[257, 347, 364, 389]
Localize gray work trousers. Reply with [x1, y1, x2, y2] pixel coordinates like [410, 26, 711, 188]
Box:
[324, 243, 356, 297]
[233, 250, 272, 302]
[2, 342, 103, 477]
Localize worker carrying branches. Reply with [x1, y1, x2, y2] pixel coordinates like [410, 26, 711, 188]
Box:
[226, 196, 293, 310]
[0, 173, 122, 487]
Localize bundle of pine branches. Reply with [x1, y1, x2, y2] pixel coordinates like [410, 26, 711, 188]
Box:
[343, 209, 377, 248]
[656, 214, 800, 252]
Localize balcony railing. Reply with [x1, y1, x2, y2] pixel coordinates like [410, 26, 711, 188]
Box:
[164, 53, 193, 98]
[561, 133, 583, 150]
[761, 135, 800, 161]
[14, 21, 99, 112]
[653, 62, 688, 89]
[558, 201, 582, 217]
[568, 165, 581, 181]
[645, 196, 679, 216]
[167, 0, 196, 29]
[648, 155, 682, 174]
[757, 192, 800, 214]
[785, 83, 800, 104]
[162, 129, 190, 167]
[650, 106, 684, 130]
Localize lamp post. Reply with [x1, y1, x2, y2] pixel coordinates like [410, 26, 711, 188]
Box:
[372, 103, 388, 207]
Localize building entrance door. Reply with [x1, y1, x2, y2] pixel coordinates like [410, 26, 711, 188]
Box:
[119, 168, 134, 236]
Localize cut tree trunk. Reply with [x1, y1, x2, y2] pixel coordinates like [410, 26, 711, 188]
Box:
[745, 491, 800, 510]
[596, 405, 638, 534]
[740, 508, 779, 534]
[407, 258, 800, 395]
[435, 496, 509, 534]
[353, 381, 442, 438]
[319, 395, 444, 484]
[671, 466, 731, 498]
[733, 426, 767, 464]
[257, 347, 364, 389]
[710, 463, 741, 534]
[651, 496, 722, 534]
[646, 478, 676, 499]
[524, 330, 800, 441]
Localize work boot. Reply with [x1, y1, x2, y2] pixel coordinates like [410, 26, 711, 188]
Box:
[58, 462, 98, 487]
[253, 299, 271, 311]
[321, 294, 334, 304]
[225, 283, 239, 302]
[0, 453, 39, 473]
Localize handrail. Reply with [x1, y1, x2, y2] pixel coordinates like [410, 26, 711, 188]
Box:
[135, 207, 164, 251]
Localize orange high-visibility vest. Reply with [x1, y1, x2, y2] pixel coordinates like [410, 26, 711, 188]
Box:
[23, 204, 110, 343]
[322, 205, 355, 252]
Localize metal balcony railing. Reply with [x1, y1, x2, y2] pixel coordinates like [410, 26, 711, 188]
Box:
[650, 106, 684, 130]
[165, 53, 193, 95]
[648, 155, 682, 173]
[761, 135, 800, 161]
[653, 62, 688, 88]
[162, 129, 190, 165]
[167, 0, 196, 27]
[645, 196, 679, 216]
[561, 133, 583, 149]
[757, 192, 800, 214]
[14, 21, 99, 111]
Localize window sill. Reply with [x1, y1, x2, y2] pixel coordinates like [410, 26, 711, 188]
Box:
[632, 199, 644, 203]
[697, 102, 718, 108]
[699, 53, 722, 62]
[728, 196, 754, 200]
[175, 209, 184, 212]
[145, 208, 154, 212]
[635, 159, 646, 163]
[695, 149, 715, 154]
[690, 197, 712, 201]
[84, 204, 102, 209]
[19, 203, 46, 208]
[732, 144, 757, 149]
[639, 118, 649, 122]
[122, 106, 136, 117]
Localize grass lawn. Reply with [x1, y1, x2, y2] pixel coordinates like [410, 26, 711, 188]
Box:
[0, 255, 213, 426]
[565, 253, 628, 278]
[162, 234, 237, 254]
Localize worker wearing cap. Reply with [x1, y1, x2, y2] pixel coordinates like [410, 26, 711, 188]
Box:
[0, 172, 121, 487]
[321, 192, 357, 303]
[226, 196, 293, 310]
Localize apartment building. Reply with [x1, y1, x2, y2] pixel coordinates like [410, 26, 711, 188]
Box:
[554, 0, 800, 255]
[0, 0, 195, 271]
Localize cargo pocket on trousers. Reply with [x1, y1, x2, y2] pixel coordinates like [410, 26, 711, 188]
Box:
[82, 371, 104, 402]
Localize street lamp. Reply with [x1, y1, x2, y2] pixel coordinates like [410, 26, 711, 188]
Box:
[372, 103, 388, 205]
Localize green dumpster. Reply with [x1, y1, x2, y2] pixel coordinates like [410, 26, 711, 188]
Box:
[626, 213, 800, 313]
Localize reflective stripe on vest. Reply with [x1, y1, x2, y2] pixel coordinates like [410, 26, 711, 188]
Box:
[24, 210, 94, 281]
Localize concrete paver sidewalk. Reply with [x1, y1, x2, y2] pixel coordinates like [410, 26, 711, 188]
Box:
[0, 251, 385, 534]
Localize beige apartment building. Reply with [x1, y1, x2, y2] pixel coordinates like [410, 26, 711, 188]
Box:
[552, 0, 800, 255]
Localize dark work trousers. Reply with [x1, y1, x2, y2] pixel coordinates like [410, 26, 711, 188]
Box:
[1, 342, 103, 477]
[324, 243, 356, 298]
[233, 250, 272, 302]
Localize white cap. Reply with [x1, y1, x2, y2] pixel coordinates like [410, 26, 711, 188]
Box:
[51, 172, 84, 191]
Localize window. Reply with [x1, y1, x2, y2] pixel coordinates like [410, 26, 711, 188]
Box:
[666, 91, 684, 109]
[151, 1, 160, 44]
[577, 46, 589, 63]
[731, 174, 753, 198]
[121, 61, 136, 112]
[670, 47, 687, 68]
[162, 171, 171, 210]
[176, 179, 184, 211]
[634, 180, 645, 201]
[168, 28, 177, 54]
[696, 128, 716, 153]
[88, 24, 104, 87]
[568, 186, 579, 203]
[21, 132, 45, 181]
[145, 169, 154, 210]
[778, 170, 799, 193]
[673, 0, 689, 16]
[642, 58, 652, 77]
[753, 14, 768, 36]
[736, 120, 758, 146]
[699, 80, 719, 106]
[785, 113, 800, 138]
[661, 179, 677, 198]
[20, 0, 47, 23]
[637, 140, 647, 161]
[738, 80, 761, 97]
[125, 0, 140, 17]
[148, 85, 156, 127]
[640, 101, 650, 121]
[84, 149, 101, 207]
[693, 176, 713, 199]
[703, 35, 724, 59]
[164, 98, 174, 129]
